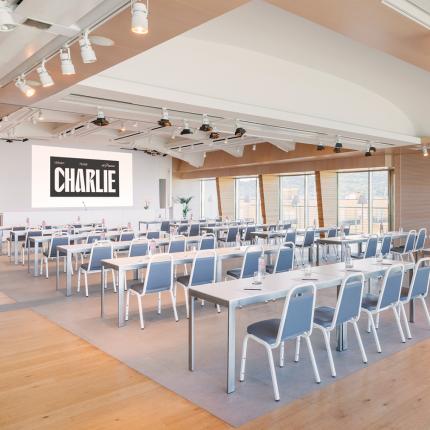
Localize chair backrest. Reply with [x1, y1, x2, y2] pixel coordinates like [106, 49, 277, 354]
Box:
[327, 227, 337, 238]
[86, 233, 102, 244]
[12, 226, 26, 231]
[415, 228, 427, 251]
[88, 241, 113, 271]
[24, 229, 42, 247]
[244, 225, 256, 242]
[177, 224, 189, 235]
[303, 229, 315, 247]
[119, 230, 135, 242]
[189, 250, 216, 286]
[268, 224, 277, 232]
[378, 264, 405, 310]
[128, 238, 149, 257]
[276, 283, 316, 345]
[168, 235, 186, 253]
[48, 235, 70, 258]
[380, 235, 392, 256]
[364, 235, 378, 258]
[226, 227, 239, 242]
[180, 220, 188, 224]
[274, 242, 295, 273]
[160, 221, 170, 232]
[281, 223, 292, 230]
[240, 245, 263, 278]
[143, 255, 173, 294]
[404, 230, 417, 253]
[343, 225, 350, 236]
[188, 223, 200, 237]
[284, 229, 296, 244]
[332, 273, 365, 328]
[408, 258, 430, 300]
[147, 231, 160, 240]
[199, 233, 215, 250]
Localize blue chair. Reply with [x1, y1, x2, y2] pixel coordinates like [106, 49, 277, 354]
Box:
[6, 226, 26, 257]
[176, 250, 217, 318]
[266, 242, 295, 274]
[352, 235, 378, 259]
[199, 233, 216, 250]
[313, 273, 367, 377]
[147, 231, 160, 240]
[160, 221, 170, 233]
[414, 228, 427, 253]
[188, 223, 200, 237]
[168, 235, 186, 253]
[392, 230, 416, 262]
[177, 224, 189, 235]
[239, 283, 320, 401]
[296, 228, 315, 265]
[77, 241, 116, 297]
[128, 238, 149, 257]
[226, 245, 262, 279]
[218, 226, 239, 247]
[119, 230, 135, 242]
[284, 229, 297, 245]
[243, 226, 256, 245]
[322, 227, 338, 261]
[280, 223, 292, 231]
[399, 258, 430, 339]
[380, 235, 392, 257]
[76, 232, 102, 270]
[126, 255, 177, 329]
[361, 264, 405, 352]
[343, 225, 351, 236]
[40, 234, 70, 278]
[20, 229, 43, 264]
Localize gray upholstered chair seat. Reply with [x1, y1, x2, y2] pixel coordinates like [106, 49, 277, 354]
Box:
[43, 249, 66, 257]
[265, 264, 275, 274]
[226, 268, 241, 279]
[313, 306, 335, 328]
[129, 281, 169, 295]
[247, 318, 280, 344]
[176, 275, 190, 286]
[391, 245, 405, 253]
[351, 252, 365, 259]
[361, 293, 379, 311]
[80, 262, 101, 271]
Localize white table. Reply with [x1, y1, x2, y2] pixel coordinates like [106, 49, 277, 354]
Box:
[188, 258, 415, 394]
[100, 244, 279, 328]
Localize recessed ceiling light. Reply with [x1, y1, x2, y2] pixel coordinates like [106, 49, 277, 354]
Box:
[60, 47, 75, 75]
[89, 35, 115, 47]
[0, 1, 16, 32]
[131, 1, 149, 34]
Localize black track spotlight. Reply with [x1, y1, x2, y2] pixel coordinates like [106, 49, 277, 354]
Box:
[209, 131, 219, 139]
[334, 138, 342, 153]
[199, 114, 212, 132]
[158, 107, 171, 127]
[92, 109, 109, 126]
[180, 120, 192, 135]
[235, 126, 246, 137]
[317, 143, 325, 150]
[369, 144, 376, 153]
[365, 143, 372, 157]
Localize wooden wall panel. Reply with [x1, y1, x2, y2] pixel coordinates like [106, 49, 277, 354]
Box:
[218, 177, 235, 220]
[261, 175, 279, 223]
[320, 171, 338, 227]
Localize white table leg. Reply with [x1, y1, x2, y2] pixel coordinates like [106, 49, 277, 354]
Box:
[56, 250, 59, 290]
[227, 303, 236, 394]
[33, 241, 39, 277]
[66, 251, 72, 297]
[14, 234, 18, 264]
[118, 269, 125, 327]
[188, 292, 195, 371]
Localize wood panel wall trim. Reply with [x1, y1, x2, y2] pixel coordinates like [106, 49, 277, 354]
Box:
[215, 177, 222, 217]
[258, 174, 267, 224]
[315, 171, 324, 234]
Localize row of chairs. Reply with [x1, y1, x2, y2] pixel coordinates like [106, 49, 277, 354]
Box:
[240, 258, 430, 401]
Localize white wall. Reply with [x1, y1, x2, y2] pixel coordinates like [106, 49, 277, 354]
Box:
[0, 136, 172, 230]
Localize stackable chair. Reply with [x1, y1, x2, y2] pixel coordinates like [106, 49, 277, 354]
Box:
[77, 241, 116, 297]
[188, 223, 200, 237]
[218, 226, 239, 247]
[147, 231, 160, 240]
[296, 228, 315, 266]
[168, 235, 186, 253]
[361, 264, 406, 352]
[226, 245, 262, 280]
[175, 250, 217, 318]
[380, 235, 392, 258]
[392, 230, 416, 262]
[119, 230, 135, 242]
[20, 229, 43, 264]
[284, 229, 297, 245]
[242, 226, 256, 245]
[239, 283, 320, 401]
[177, 224, 189, 235]
[160, 221, 170, 234]
[399, 258, 430, 339]
[125, 254, 178, 329]
[123, 239, 149, 290]
[312, 273, 367, 377]
[199, 233, 216, 250]
[352, 235, 378, 259]
[75, 232, 102, 270]
[414, 228, 427, 256]
[7, 226, 26, 257]
[40, 234, 70, 278]
[266, 242, 295, 274]
[322, 227, 338, 262]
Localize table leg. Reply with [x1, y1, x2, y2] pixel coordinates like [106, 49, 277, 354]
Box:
[316, 243, 320, 266]
[118, 269, 125, 327]
[33, 241, 39, 276]
[336, 284, 348, 351]
[0, 230, 3, 255]
[227, 303, 236, 394]
[56, 250, 59, 290]
[14, 234, 18, 264]
[66, 251, 72, 297]
[101, 266, 105, 318]
[216, 256, 223, 282]
[189, 293, 195, 371]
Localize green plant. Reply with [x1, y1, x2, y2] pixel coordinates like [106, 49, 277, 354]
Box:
[176, 196, 193, 218]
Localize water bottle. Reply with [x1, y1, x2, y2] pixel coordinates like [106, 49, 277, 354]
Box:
[236, 232, 241, 248]
[344, 245, 353, 269]
[150, 239, 156, 255]
[258, 253, 266, 277]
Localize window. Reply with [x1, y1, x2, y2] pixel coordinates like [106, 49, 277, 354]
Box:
[337, 170, 390, 234]
[235, 177, 260, 222]
[279, 174, 317, 228]
[200, 179, 218, 219]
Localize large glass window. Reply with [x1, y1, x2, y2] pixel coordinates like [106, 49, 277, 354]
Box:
[279, 174, 317, 228]
[200, 179, 218, 219]
[337, 170, 390, 234]
[235, 177, 260, 222]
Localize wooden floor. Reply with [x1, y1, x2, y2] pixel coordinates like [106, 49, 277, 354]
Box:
[1, 309, 430, 430]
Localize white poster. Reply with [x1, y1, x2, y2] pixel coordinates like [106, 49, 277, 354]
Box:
[31, 145, 133, 208]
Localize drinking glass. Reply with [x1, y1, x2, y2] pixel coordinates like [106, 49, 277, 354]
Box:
[303, 264, 312, 277]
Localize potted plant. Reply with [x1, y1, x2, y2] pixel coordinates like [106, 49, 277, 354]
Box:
[143, 200, 150, 210]
[176, 196, 193, 219]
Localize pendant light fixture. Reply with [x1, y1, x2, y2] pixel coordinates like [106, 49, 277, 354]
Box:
[131, 0, 149, 35]
[199, 114, 212, 132]
[60, 47, 75, 75]
[79, 30, 97, 64]
[36, 60, 54, 87]
[158, 107, 171, 127]
[15, 76, 35, 97]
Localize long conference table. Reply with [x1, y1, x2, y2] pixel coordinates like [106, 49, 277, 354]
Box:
[100, 244, 279, 328]
[188, 257, 415, 394]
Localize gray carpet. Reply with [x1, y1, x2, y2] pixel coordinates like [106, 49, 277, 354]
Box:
[1, 254, 430, 427]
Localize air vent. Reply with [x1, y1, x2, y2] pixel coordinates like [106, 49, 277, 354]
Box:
[22, 18, 52, 30]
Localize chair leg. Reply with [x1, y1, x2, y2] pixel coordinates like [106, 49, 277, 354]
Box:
[352, 320, 368, 363]
[157, 292, 161, 315]
[399, 303, 412, 339]
[265, 345, 280, 401]
[368, 312, 382, 353]
[367, 313, 372, 333]
[304, 335, 321, 383]
[216, 304, 221, 313]
[170, 290, 179, 322]
[419, 296, 430, 326]
[125, 290, 130, 321]
[184, 287, 189, 319]
[294, 336, 301, 362]
[239, 335, 249, 381]
[45, 257, 49, 278]
[84, 272, 89, 297]
[111, 269, 117, 292]
[392, 306, 406, 343]
[77, 269, 81, 293]
[375, 313, 380, 329]
[279, 341, 285, 367]
[322, 329, 336, 377]
[40, 257, 44, 276]
[137, 295, 144, 329]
